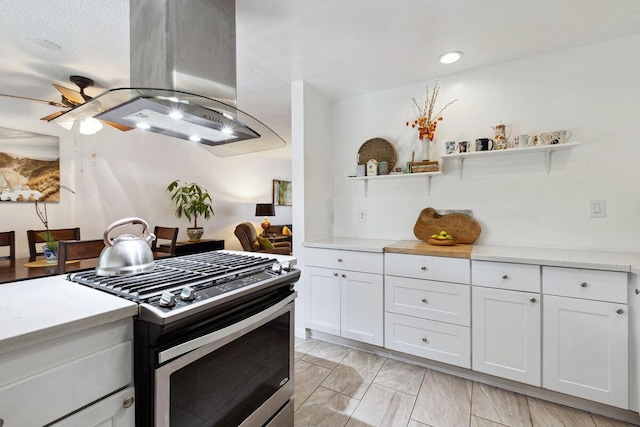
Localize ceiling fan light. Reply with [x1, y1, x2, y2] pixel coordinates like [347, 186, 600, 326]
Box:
[438, 51, 463, 64]
[79, 118, 103, 135]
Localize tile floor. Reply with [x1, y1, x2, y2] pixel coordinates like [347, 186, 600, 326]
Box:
[294, 338, 639, 427]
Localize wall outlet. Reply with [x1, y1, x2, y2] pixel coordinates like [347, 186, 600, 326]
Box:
[358, 209, 367, 223]
[589, 200, 606, 218]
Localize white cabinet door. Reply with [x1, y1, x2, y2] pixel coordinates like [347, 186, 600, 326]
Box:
[305, 267, 341, 336]
[341, 271, 383, 346]
[472, 287, 541, 386]
[52, 386, 135, 427]
[629, 273, 640, 412]
[543, 295, 628, 409]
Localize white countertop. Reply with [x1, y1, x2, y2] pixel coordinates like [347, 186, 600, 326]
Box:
[0, 275, 138, 356]
[304, 237, 400, 253]
[303, 237, 640, 272]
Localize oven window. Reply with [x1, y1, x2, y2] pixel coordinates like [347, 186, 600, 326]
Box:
[169, 312, 290, 426]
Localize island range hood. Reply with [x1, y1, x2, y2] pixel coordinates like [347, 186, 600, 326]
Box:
[53, 0, 285, 157]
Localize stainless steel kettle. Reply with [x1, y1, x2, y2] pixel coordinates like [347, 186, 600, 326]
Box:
[95, 217, 156, 276]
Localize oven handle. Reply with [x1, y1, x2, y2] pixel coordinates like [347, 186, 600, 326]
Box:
[158, 292, 296, 364]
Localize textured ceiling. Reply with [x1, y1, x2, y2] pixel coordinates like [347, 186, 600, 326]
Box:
[1, 0, 640, 160]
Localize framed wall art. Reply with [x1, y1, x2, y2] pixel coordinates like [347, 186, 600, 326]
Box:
[273, 179, 292, 206]
[0, 127, 60, 202]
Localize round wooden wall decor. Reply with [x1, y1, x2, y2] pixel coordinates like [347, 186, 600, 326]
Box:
[357, 138, 397, 171]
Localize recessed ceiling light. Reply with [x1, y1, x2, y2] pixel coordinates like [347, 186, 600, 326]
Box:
[189, 135, 201, 142]
[136, 123, 151, 130]
[438, 51, 463, 64]
[169, 111, 183, 120]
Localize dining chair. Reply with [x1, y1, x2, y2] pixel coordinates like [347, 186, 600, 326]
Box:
[57, 239, 106, 273]
[0, 231, 16, 264]
[150, 226, 179, 255]
[27, 227, 81, 261]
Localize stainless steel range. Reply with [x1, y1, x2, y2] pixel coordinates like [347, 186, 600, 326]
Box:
[67, 250, 300, 427]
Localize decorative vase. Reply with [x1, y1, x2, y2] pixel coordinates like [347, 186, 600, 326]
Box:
[423, 138, 432, 161]
[43, 245, 58, 263]
[186, 228, 204, 241]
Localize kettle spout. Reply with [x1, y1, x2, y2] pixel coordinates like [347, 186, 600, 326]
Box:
[145, 233, 157, 246]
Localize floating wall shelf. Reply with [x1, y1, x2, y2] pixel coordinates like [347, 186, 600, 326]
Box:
[441, 142, 579, 178]
[346, 171, 443, 197]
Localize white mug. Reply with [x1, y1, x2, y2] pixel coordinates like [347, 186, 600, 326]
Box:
[515, 134, 531, 148]
[548, 130, 572, 144]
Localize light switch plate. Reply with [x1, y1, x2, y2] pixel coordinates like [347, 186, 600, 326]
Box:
[589, 200, 606, 218]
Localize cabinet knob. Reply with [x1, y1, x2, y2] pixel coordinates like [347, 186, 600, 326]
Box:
[421, 266, 427, 271]
[0, 418, 4, 427]
[617, 308, 624, 315]
[529, 297, 537, 303]
[123, 396, 135, 408]
[636, 289, 639, 295]
[501, 274, 509, 279]
[341, 274, 346, 278]
[333, 272, 338, 277]
[337, 258, 343, 262]
[422, 337, 428, 343]
[580, 282, 588, 288]
[421, 298, 428, 303]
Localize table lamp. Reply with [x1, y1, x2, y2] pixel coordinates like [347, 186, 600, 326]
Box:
[255, 203, 275, 236]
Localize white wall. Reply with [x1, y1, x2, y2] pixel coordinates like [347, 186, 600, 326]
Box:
[331, 34, 640, 252]
[0, 98, 291, 258]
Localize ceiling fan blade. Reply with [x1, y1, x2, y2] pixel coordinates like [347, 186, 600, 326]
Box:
[40, 111, 66, 121]
[53, 84, 85, 106]
[0, 93, 67, 108]
[103, 121, 134, 132]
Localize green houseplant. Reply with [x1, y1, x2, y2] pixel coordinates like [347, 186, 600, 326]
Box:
[167, 180, 215, 241]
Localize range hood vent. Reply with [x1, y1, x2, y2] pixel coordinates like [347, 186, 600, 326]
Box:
[52, 0, 286, 157]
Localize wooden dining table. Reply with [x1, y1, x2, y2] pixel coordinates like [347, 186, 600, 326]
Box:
[0, 252, 174, 285]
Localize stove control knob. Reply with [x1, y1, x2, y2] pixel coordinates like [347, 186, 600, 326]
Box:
[271, 262, 283, 274]
[281, 261, 293, 272]
[159, 292, 176, 308]
[180, 286, 197, 301]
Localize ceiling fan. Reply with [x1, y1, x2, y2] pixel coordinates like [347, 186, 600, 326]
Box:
[0, 75, 132, 131]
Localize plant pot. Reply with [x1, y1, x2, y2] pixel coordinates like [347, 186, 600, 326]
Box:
[186, 228, 204, 241]
[43, 245, 58, 263]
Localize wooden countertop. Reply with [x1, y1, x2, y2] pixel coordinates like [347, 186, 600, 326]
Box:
[384, 240, 473, 259]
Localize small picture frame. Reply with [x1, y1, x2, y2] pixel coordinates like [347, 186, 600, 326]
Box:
[273, 179, 292, 206]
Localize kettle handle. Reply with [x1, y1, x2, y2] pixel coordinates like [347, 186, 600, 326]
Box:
[103, 217, 152, 247]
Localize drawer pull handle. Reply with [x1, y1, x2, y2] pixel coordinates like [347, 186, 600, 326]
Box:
[580, 282, 588, 288]
[421, 266, 427, 271]
[341, 274, 346, 278]
[338, 258, 343, 262]
[422, 337, 428, 343]
[529, 297, 537, 303]
[501, 274, 508, 279]
[421, 298, 428, 303]
[617, 308, 624, 315]
[333, 272, 338, 277]
[123, 396, 135, 408]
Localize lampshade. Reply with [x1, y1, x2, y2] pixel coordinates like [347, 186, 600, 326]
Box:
[255, 203, 275, 217]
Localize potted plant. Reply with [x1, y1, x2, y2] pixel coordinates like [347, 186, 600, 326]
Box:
[167, 180, 215, 241]
[35, 201, 58, 262]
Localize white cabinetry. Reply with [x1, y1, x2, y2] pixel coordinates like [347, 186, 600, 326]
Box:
[52, 386, 135, 427]
[0, 319, 134, 426]
[471, 261, 541, 386]
[542, 266, 628, 409]
[305, 247, 384, 346]
[384, 253, 471, 368]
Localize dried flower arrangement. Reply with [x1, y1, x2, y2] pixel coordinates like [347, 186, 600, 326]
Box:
[405, 81, 459, 141]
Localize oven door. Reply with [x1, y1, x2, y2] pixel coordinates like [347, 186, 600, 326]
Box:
[154, 292, 296, 427]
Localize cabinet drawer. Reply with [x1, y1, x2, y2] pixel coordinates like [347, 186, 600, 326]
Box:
[385, 253, 470, 284]
[543, 266, 628, 303]
[306, 247, 383, 274]
[384, 312, 471, 368]
[385, 276, 470, 326]
[472, 261, 540, 292]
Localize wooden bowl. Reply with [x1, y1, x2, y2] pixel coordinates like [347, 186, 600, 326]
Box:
[427, 238, 457, 246]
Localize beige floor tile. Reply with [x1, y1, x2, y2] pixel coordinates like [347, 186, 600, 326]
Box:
[302, 340, 350, 369]
[294, 386, 360, 427]
[294, 359, 333, 411]
[528, 397, 595, 427]
[373, 358, 426, 396]
[296, 337, 321, 354]
[471, 382, 532, 427]
[411, 369, 472, 427]
[471, 415, 508, 426]
[591, 413, 639, 427]
[346, 383, 416, 427]
[322, 349, 386, 399]
[407, 420, 429, 427]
